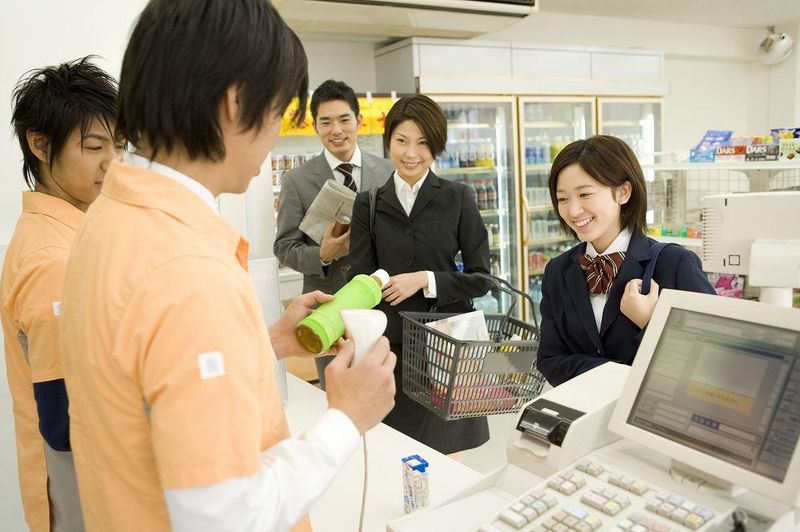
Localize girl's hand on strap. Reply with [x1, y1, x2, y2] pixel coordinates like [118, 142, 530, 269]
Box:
[621, 278, 660, 329]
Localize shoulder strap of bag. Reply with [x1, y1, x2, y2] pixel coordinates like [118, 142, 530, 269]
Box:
[641, 242, 677, 295]
[368, 187, 378, 246]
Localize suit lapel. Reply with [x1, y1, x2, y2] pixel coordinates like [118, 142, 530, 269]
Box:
[312, 152, 335, 189]
[409, 172, 440, 220]
[360, 153, 379, 190]
[599, 231, 651, 337]
[378, 178, 408, 220]
[564, 245, 603, 351]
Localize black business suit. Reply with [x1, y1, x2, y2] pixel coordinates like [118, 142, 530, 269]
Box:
[349, 171, 492, 454]
[537, 230, 716, 387]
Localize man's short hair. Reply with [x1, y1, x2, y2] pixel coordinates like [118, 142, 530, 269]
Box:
[11, 56, 118, 189]
[310, 80, 359, 122]
[116, 0, 309, 161]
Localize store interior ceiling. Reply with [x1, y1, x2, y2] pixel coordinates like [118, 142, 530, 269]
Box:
[539, 0, 800, 29]
[280, 0, 800, 42]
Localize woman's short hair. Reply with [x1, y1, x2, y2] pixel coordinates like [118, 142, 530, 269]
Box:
[383, 95, 447, 158]
[548, 135, 648, 237]
[116, 0, 308, 161]
[11, 56, 118, 189]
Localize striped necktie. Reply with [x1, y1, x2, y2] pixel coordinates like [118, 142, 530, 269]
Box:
[336, 163, 357, 192]
[578, 252, 626, 295]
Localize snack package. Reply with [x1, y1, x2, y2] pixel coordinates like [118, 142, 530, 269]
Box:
[715, 145, 746, 161]
[745, 144, 779, 162]
[779, 138, 800, 160]
[771, 127, 800, 142]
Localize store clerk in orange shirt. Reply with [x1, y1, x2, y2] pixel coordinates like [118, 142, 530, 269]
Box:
[58, 1, 396, 531]
[1, 57, 119, 532]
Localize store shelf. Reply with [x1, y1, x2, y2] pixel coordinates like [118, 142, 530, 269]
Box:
[528, 203, 553, 213]
[524, 121, 574, 129]
[437, 165, 501, 176]
[447, 122, 494, 129]
[528, 236, 574, 246]
[480, 208, 506, 217]
[601, 120, 641, 127]
[643, 161, 800, 172]
[525, 163, 552, 172]
[651, 235, 703, 248]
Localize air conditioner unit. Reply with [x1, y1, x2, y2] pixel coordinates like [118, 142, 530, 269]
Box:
[273, 0, 537, 39]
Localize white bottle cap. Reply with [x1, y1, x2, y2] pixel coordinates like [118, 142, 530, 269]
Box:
[371, 268, 390, 288]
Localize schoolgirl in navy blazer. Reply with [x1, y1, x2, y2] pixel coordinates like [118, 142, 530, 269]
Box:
[536, 136, 716, 387]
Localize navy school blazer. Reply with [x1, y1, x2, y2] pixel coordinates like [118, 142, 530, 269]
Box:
[536, 230, 716, 387]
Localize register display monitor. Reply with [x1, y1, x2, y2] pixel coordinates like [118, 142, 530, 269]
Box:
[609, 289, 800, 506]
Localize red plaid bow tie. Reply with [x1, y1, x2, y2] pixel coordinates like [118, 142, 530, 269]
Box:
[578, 252, 626, 295]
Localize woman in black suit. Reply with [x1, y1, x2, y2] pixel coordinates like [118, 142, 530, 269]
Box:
[349, 95, 491, 454]
[537, 135, 715, 387]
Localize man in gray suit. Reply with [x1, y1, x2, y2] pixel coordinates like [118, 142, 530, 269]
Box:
[274, 79, 394, 388]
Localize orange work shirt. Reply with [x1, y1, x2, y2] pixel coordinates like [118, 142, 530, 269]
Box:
[60, 160, 310, 532]
[1, 191, 84, 532]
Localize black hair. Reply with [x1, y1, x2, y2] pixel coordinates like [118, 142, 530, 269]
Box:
[383, 95, 447, 158]
[549, 135, 648, 237]
[117, 0, 309, 161]
[11, 56, 118, 189]
[310, 79, 359, 122]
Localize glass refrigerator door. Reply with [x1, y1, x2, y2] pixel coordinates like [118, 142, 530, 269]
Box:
[598, 97, 663, 165]
[519, 98, 592, 319]
[432, 97, 521, 317]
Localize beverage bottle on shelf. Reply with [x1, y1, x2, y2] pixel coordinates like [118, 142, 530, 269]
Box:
[551, 136, 562, 162]
[493, 224, 501, 248]
[486, 180, 498, 209]
[485, 223, 495, 245]
[476, 180, 488, 210]
[485, 142, 495, 166]
[525, 140, 534, 165]
[467, 143, 477, 167]
[476, 142, 486, 167]
[490, 256, 501, 278]
[458, 145, 469, 168]
[540, 134, 551, 164]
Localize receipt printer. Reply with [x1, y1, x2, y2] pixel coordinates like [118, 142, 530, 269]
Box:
[507, 363, 630, 478]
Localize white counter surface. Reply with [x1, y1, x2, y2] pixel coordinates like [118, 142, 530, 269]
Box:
[283, 374, 482, 532]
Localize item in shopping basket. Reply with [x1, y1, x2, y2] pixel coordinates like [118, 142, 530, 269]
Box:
[431, 377, 517, 416]
[402, 455, 429, 514]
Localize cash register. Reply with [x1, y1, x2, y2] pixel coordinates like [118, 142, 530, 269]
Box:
[388, 289, 800, 531]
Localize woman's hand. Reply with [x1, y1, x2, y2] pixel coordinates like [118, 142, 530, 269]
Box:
[383, 272, 428, 306]
[620, 279, 660, 329]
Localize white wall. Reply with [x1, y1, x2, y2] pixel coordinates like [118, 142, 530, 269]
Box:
[479, 11, 797, 152]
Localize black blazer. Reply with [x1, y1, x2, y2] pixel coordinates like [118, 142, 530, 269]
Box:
[349, 172, 491, 344]
[537, 231, 716, 387]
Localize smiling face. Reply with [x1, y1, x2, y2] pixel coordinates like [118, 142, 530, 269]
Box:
[389, 119, 433, 185]
[555, 163, 632, 253]
[35, 117, 121, 211]
[313, 99, 361, 162]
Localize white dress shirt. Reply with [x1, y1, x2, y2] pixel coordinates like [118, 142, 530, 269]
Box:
[127, 153, 361, 532]
[392, 171, 437, 298]
[324, 146, 362, 191]
[584, 228, 632, 332]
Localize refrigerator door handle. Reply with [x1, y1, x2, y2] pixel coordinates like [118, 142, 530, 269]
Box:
[521, 193, 530, 247]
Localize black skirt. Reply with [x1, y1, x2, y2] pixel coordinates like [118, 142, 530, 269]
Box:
[383, 342, 490, 455]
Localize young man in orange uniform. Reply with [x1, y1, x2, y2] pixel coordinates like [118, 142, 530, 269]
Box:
[1, 57, 119, 532]
[59, 1, 396, 531]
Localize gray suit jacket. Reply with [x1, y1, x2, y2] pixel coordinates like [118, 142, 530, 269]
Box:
[273, 151, 394, 294]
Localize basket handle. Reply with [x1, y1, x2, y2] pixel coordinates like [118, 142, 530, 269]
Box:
[469, 272, 540, 333]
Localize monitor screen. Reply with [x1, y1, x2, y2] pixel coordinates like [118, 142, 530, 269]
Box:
[626, 308, 800, 483]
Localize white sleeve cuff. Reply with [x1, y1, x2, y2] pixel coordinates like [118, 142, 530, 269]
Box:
[423, 270, 437, 298]
[304, 408, 361, 463]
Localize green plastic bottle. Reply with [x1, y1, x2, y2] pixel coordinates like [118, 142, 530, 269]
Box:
[296, 269, 389, 354]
